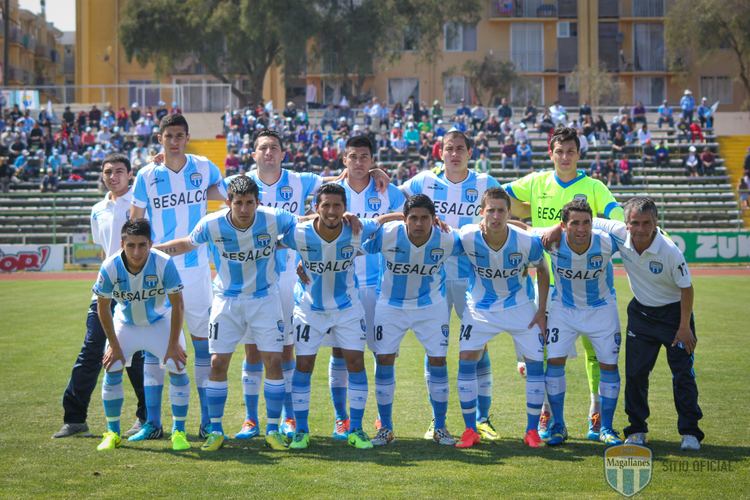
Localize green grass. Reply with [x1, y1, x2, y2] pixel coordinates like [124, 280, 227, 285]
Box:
[1, 276, 748, 498]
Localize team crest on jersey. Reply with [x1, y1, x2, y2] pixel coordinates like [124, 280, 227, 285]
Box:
[573, 193, 588, 202]
[614, 332, 622, 346]
[256, 233, 272, 247]
[430, 248, 445, 262]
[144, 274, 158, 289]
[340, 245, 355, 259]
[360, 319, 367, 332]
[589, 254, 603, 269]
[465, 188, 479, 203]
[279, 185, 294, 201]
[538, 332, 546, 346]
[367, 197, 382, 211]
[189, 172, 203, 188]
[441, 324, 450, 338]
[277, 320, 285, 333]
[507, 252, 523, 266]
[649, 261, 663, 274]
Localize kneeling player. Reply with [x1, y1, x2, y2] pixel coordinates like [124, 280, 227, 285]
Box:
[455, 188, 550, 448]
[93, 219, 190, 451]
[365, 194, 462, 446]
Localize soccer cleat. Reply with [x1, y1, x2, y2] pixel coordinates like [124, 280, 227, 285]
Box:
[347, 428, 374, 450]
[433, 427, 456, 446]
[199, 422, 211, 440]
[235, 419, 259, 439]
[371, 428, 395, 447]
[523, 429, 543, 448]
[586, 412, 601, 441]
[476, 417, 500, 441]
[538, 410, 552, 440]
[423, 419, 435, 440]
[280, 418, 296, 440]
[128, 422, 163, 441]
[680, 434, 700, 451]
[624, 432, 648, 446]
[53, 422, 91, 438]
[332, 418, 350, 440]
[455, 428, 481, 449]
[201, 432, 225, 451]
[124, 419, 145, 438]
[171, 430, 190, 451]
[288, 431, 310, 450]
[599, 428, 623, 446]
[546, 423, 568, 446]
[96, 431, 121, 451]
[517, 361, 527, 377]
[264, 431, 289, 451]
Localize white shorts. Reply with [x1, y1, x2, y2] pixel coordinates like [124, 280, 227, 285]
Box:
[208, 292, 286, 354]
[460, 301, 544, 361]
[321, 285, 378, 351]
[546, 302, 621, 365]
[445, 279, 468, 320]
[107, 316, 187, 373]
[292, 301, 367, 356]
[373, 301, 450, 357]
[277, 263, 297, 346]
[178, 265, 213, 339]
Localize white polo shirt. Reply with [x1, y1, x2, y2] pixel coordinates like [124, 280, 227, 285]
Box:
[593, 218, 691, 307]
[91, 189, 133, 258]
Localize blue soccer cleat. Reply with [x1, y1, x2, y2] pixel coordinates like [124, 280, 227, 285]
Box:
[586, 412, 601, 441]
[127, 422, 163, 442]
[599, 428, 623, 446]
[546, 423, 568, 446]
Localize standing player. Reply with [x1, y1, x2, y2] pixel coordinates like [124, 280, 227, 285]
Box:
[155, 176, 299, 451]
[130, 114, 225, 440]
[401, 130, 502, 440]
[542, 199, 623, 446]
[93, 219, 190, 451]
[454, 188, 550, 449]
[365, 195, 462, 447]
[55, 153, 146, 439]
[504, 126, 624, 440]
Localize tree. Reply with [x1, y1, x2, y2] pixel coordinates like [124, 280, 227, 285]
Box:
[565, 63, 621, 107]
[665, 0, 750, 109]
[454, 55, 518, 107]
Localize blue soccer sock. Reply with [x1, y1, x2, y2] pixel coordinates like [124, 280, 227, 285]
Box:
[242, 361, 263, 423]
[281, 359, 295, 421]
[143, 352, 164, 428]
[192, 339, 211, 427]
[525, 361, 545, 432]
[205, 379, 228, 435]
[292, 370, 312, 433]
[329, 355, 348, 421]
[428, 364, 449, 430]
[457, 359, 478, 431]
[374, 363, 395, 431]
[102, 371, 124, 434]
[545, 364, 567, 429]
[599, 367, 621, 431]
[476, 350, 492, 422]
[348, 369, 368, 431]
[169, 372, 190, 433]
[264, 378, 285, 433]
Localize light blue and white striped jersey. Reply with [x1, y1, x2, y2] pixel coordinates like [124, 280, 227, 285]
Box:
[459, 224, 545, 310]
[401, 169, 500, 280]
[281, 218, 381, 312]
[93, 248, 183, 326]
[188, 206, 297, 299]
[132, 154, 224, 269]
[335, 178, 405, 287]
[547, 228, 618, 309]
[364, 221, 462, 309]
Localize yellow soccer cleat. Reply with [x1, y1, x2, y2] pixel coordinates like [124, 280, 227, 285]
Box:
[97, 431, 122, 451]
[201, 432, 225, 452]
[171, 430, 190, 451]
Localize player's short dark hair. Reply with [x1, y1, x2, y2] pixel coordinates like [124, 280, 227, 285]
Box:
[254, 129, 284, 150]
[624, 196, 658, 222]
[227, 175, 259, 201]
[121, 218, 151, 240]
[561, 198, 593, 223]
[403, 194, 436, 217]
[480, 187, 511, 209]
[443, 130, 472, 149]
[315, 183, 347, 206]
[102, 153, 131, 172]
[345, 135, 374, 155]
[159, 114, 189, 134]
[549, 126, 580, 152]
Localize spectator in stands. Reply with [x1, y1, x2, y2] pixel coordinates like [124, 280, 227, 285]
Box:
[743, 146, 750, 173]
[577, 127, 589, 159]
[40, 168, 58, 192]
[63, 106, 75, 127]
[631, 101, 647, 124]
[13, 150, 29, 180]
[375, 133, 391, 162]
[391, 133, 408, 157]
[513, 122, 529, 144]
[689, 120, 705, 143]
[9, 135, 26, 160]
[497, 97, 512, 121]
[70, 151, 88, 175]
[115, 107, 130, 130]
[391, 161, 410, 185]
[431, 100, 443, 124]
[604, 157, 618, 186]
[308, 148, 324, 171]
[700, 147, 716, 175]
[473, 131, 490, 159]
[549, 101, 567, 125]
[475, 150, 491, 174]
[418, 138, 432, 169]
[155, 101, 169, 122]
[676, 116, 690, 143]
[619, 155, 633, 185]
[594, 114, 609, 144]
[28, 122, 44, 150]
[539, 111, 555, 135]
[88, 104, 101, 129]
[655, 139, 670, 168]
[522, 100, 538, 127]
[680, 89, 695, 123]
[501, 136, 517, 169]
[130, 103, 141, 128]
[224, 149, 240, 176]
[611, 129, 626, 158]
[516, 139, 533, 170]
[471, 104, 487, 132]
[589, 153, 605, 181]
[683, 145, 703, 176]
[697, 97, 714, 129]
[100, 111, 115, 130]
[404, 122, 420, 147]
[641, 139, 656, 166]
[0, 159, 15, 192]
[657, 100, 675, 128]
[455, 98, 470, 118]
[320, 104, 337, 131]
[499, 116, 513, 138]
[226, 125, 241, 151]
[637, 123, 652, 146]
[739, 167, 750, 210]
[579, 101, 592, 122]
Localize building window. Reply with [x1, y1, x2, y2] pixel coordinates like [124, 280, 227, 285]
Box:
[700, 76, 733, 104]
[633, 23, 665, 71]
[128, 80, 160, 108]
[444, 22, 477, 52]
[444, 76, 470, 105]
[511, 23, 543, 72]
[388, 78, 420, 105]
[511, 78, 543, 107]
[634, 76, 665, 106]
[403, 25, 419, 51]
[633, 0, 664, 17]
[598, 0, 620, 17]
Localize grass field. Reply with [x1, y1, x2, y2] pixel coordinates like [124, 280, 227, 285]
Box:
[1, 275, 748, 498]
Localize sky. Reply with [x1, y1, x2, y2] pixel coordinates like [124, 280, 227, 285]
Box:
[18, 0, 76, 32]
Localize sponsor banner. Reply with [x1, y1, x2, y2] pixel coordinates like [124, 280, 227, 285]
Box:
[1, 90, 41, 111]
[670, 231, 750, 263]
[0, 245, 65, 272]
[72, 243, 103, 265]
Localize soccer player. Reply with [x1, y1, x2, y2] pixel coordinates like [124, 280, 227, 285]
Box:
[282, 183, 395, 450]
[454, 188, 550, 449]
[93, 219, 190, 451]
[542, 199, 623, 447]
[130, 114, 225, 440]
[55, 154, 147, 439]
[401, 130, 502, 440]
[504, 126, 624, 441]
[591, 197, 702, 450]
[365, 194, 462, 447]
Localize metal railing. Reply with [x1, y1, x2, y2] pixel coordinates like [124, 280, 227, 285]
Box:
[489, 0, 558, 18]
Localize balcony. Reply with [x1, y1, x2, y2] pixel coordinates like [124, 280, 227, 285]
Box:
[489, 0, 558, 19]
[306, 53, 373, 76]
[621, 0, 667, 18]
[0, 24, 23, 44]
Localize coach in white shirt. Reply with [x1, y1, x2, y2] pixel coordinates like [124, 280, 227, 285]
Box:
[593, 197, 703, 451]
